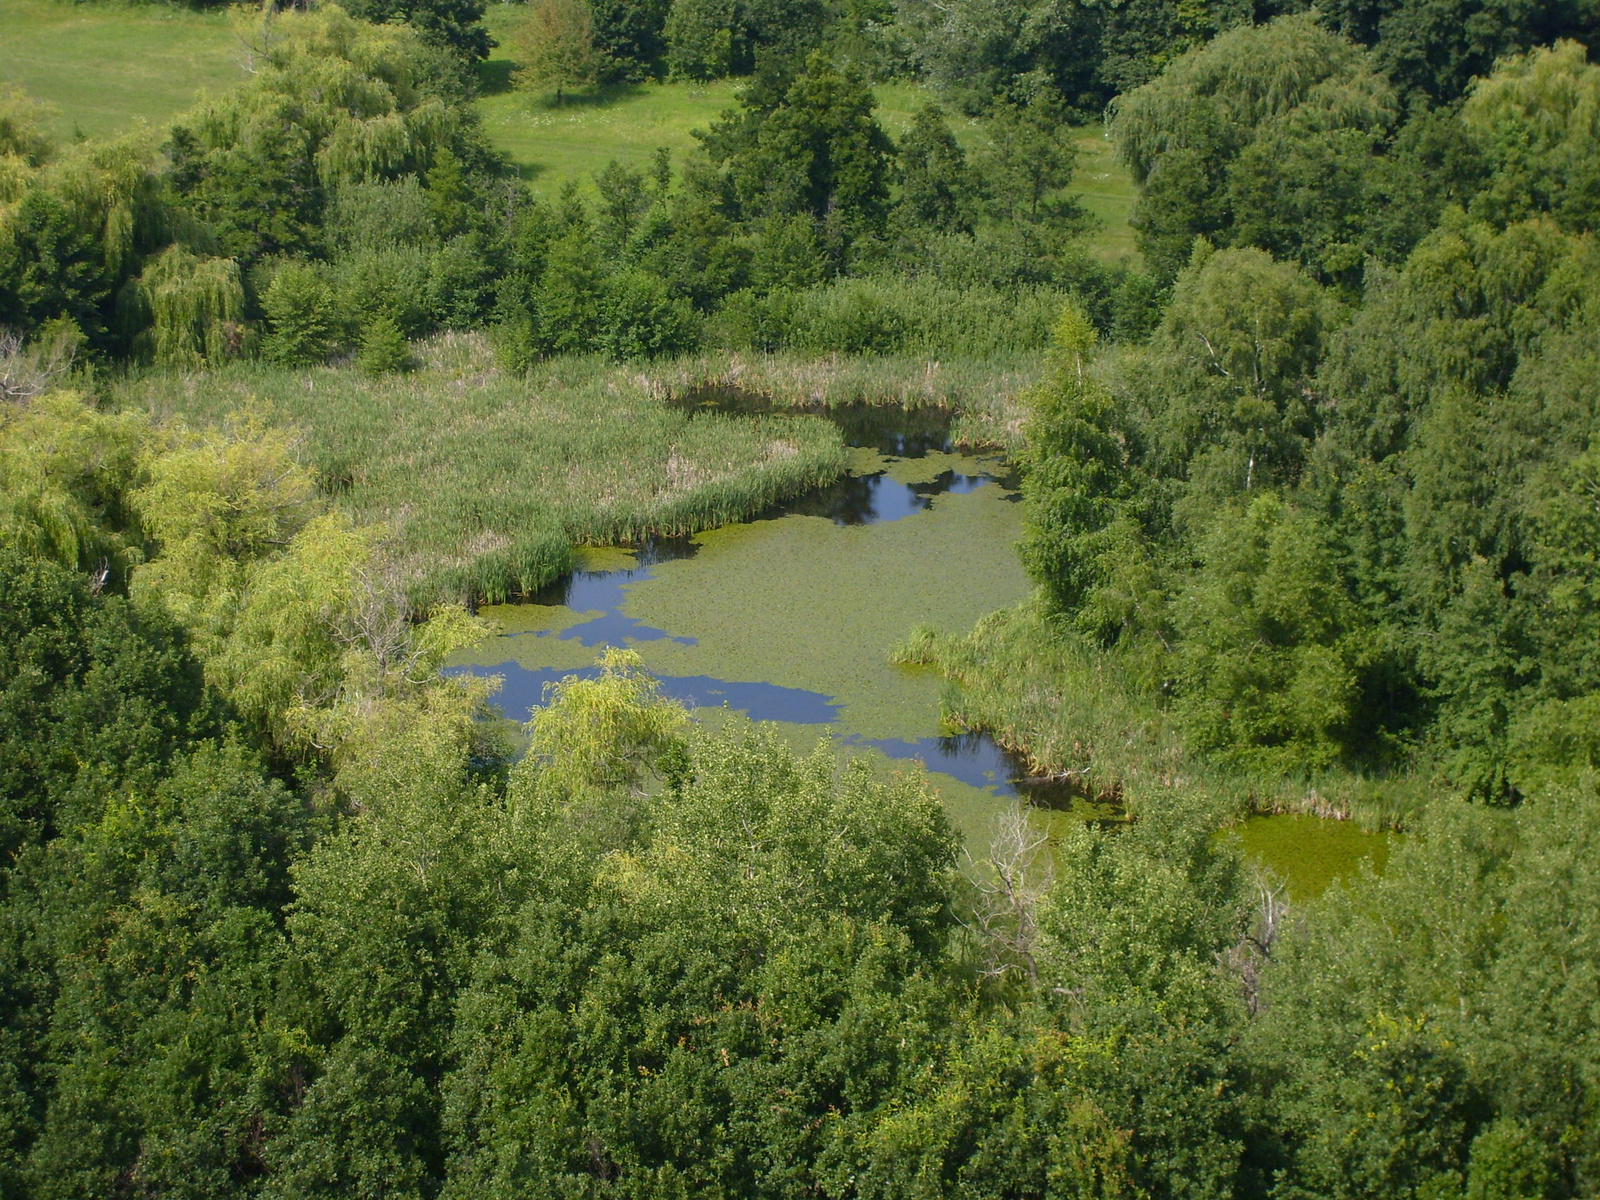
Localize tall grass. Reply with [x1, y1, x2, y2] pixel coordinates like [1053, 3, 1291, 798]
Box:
[897, 601, 1428, 830]
[644, 351, 1043, 450]
[116, 332, 846, 604]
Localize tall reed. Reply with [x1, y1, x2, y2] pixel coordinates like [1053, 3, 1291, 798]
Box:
[117, 333, 847, 604]
[642, 351, 1044, 451]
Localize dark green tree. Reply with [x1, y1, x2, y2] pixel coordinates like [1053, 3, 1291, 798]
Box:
[702, 53, 894, 252]
[895, 104, 976, 233]
[342, 0, 492, 61]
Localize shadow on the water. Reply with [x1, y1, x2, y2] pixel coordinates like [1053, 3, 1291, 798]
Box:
[767, 467, 1000, 526]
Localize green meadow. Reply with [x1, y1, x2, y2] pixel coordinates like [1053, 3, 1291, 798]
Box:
[0, 0, 248, 139]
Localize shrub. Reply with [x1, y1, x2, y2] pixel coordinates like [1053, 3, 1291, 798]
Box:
[357, 313, 414, 375]
[601, 271, 701, 360]
[330, 246, 433, 340]
[261, 262, 336, 367]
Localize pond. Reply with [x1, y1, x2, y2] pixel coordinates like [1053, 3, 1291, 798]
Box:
[445, 398, 1391, 883]
[445, 401, 1103, 846]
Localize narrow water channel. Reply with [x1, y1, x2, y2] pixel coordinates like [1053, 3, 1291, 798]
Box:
[445, 401, 1097, 845]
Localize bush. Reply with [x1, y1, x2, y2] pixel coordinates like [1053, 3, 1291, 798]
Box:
[330, 246, 433, 341]
[427, 236, 496, 330]
[600, 270, 701, 360]
[326, 178, 439, 254]
[357, 313, 414, 375]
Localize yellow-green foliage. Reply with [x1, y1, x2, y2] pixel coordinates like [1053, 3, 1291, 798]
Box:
[131, 412, 318, 634]
[0, 84, 55, 208]
[124, 405, 482, 751]
[1463, 40, 1600, 230]
[122, 245, 247, 367]
[0, 390, 150, 575]
[0, 383, 490, 760]
[181, 5, 467, 195]
[519, 648, 689, 800]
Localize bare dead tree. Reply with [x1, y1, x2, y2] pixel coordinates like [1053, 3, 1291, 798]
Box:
[0, 327, 79, 403]
[1219, 868, 1289, 1013]
[339, 552, 418, 678]
[961, 806, 1055, 985]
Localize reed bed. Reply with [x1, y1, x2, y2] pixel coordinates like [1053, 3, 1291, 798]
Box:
[898, 601, 1427, 830]
[116, 333, 847, 604]
[642, 351, 1044, 450]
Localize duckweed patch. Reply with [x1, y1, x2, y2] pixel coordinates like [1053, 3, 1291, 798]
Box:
[1236, 813, 1392, 900]
[448, 443, 1038, 835]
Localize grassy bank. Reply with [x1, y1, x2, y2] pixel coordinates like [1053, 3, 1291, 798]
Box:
[0, 0, 247, 140]
[115, 333, 847, 604]
[643, 351, 1042, 450]
[896, 602, 1429, 830]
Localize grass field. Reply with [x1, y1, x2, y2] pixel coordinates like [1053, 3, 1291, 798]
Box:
[114, 332, 847, 604]
[0, 0, 248, 140]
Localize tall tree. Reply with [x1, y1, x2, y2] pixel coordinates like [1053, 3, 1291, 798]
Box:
[342, 0, 492, 61]
[508, 0, 602, 104]
[701, 52, 894, 251]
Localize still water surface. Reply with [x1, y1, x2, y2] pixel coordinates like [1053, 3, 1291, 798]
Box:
[446, 404, 1075, 844]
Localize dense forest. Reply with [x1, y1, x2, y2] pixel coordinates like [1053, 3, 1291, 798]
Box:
[2, 0, 1599, 1195]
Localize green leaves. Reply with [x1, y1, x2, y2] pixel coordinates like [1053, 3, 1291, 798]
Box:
[1176, 495, 1369, 771]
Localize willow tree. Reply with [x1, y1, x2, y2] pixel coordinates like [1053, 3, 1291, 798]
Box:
[121, 246, 246, 367]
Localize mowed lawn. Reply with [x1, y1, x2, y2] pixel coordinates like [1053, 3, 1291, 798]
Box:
[476, 4, 1137, 261]
[0, 0, 248, 140]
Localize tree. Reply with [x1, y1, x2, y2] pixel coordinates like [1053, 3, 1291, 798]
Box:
[589, 0, 672, 79]
[342, 0, 492, 61]
[358, 311, 414, 375]
[977, 91, 1078, 225]
[702, 53, 894, 250]
[1146, 245, 1331, 500]
[1110, 14, 1391, 281]
[264, 267, 336, 366]
[508, 0, 601, 104]
[1176, 495, 1370, 771]
[896, 104, 977, 233]
[664, 0, 737, 80]
[1019, 303, 1131, 618]
[1463, 41, 1600, 234]
[1319, 0, 1597, 101]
